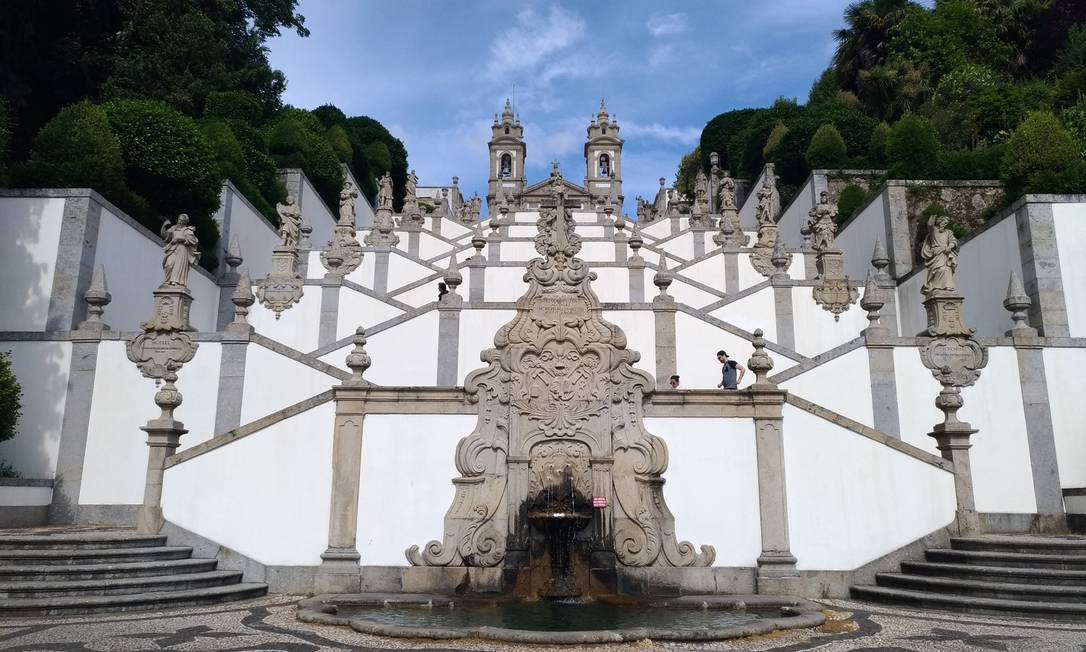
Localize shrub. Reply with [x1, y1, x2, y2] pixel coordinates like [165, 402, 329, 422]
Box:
[15, 102, 128, 200]
[267, 112, 343, 210]
[326, 125, 353, 163]
[1061, 102, 1086, 158]
[762, 122, 789, 158]
[1024, 160, 1086, 195]
[806, 124, 848, 169]
[103, 100, 223, 268]
[938, 144, 1005, 180]
[202, 119, 277, 223]
[0, 350, 23, 474]
[868, 122, 892, 166]
[362, 140, 392, 175]
[887, 113, 941, 179]
[203, 90, 263, 124]
[313, 104, 347, 128]
[836, 184, 867, 223]
[1001, 112, 1080, 185]
[1053, 69, 1086, 110]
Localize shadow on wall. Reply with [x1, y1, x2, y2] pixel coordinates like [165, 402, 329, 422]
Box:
[1, 198, 49, 330]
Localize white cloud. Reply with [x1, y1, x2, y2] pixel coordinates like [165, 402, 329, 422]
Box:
[647, 12, 688, 37]
[487, 6, 586, 79]
[620, 121, 701, 146]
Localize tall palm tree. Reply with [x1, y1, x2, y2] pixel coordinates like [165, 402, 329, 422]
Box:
[833, 0, 920, 92]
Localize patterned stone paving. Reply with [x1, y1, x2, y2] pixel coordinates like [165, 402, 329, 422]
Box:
[0, 595, 1083, 651]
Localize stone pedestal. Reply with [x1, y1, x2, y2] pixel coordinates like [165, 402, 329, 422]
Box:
[137, 374, 187, 534]
[930, 421, 981, 536]
[256, 247, 304, 319]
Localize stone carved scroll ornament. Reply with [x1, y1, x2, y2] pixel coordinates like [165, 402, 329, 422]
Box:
[407, 188, 713, 569]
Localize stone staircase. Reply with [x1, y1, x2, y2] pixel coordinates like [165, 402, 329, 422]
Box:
[851, 535, 1086, 618]
[0, 528, 267, 616]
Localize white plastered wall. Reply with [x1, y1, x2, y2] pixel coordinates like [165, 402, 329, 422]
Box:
[485, 268, 530, 302]
[777, 177, 816, 248]
[299, 176, 337, 249]
[364, 311, 439, 386]
[1053, 202, 1086, 336]
[336, 288, 404, 340]
[0, 341, 72, 477]
[0, 197, 65, 331]
[674, 312, 797, 390]
[645, 417, 761, 566]
[1042, 347, 1086, 489]
[215, 184, 280, 279]
[356, 414, 471, 565]
[681, 257, 724, 290]
[836, 193, 887, 281]
[387, 253, 437, 292]
[896, 273, 926, 337]
[783, 405, 955, 570]
[710, 288, 777, 343]
[239, 344, 339, 425]
[162, 401, 334, 566]
[790, 286, 868, 357]
[457, 310, 514, 383]
[592, 267, 629, 304]
[667, 278, 720, 309]
[954, 216, 1022, 337]
[249, 292, 322, 354]
[602, 310, 656, 376]
[781, 347, 873, 427]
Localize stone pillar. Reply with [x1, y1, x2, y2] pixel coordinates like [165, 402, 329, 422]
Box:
[407, 228, 421, 258]
[318, 274, 342, 349]
[47, 196, 102, 331]
[138, 374, 186, 534]
[692, 230, 706, 258]
[317, 329, 372, 593]
[748, 330, 798, 593]
[1005, 273, 1065, 526]
[487, 227, 501, 263]
[652, 258, 677, 385]
[723, 252, 740, 296]
[871, 237, 898, 336]
[214, 271, 255, 436]
[613, 216, 628, 262]
[862, 270, 901, 437]
[436, 255, 463, 387]
[770, 243, 796, 351]
[50, 266, 111, 523]
[628, 225, 645, 302]
[1016, 202, 1069, 337]
[297, 222, 313, 279]
[216, 236, 243, 331]
[372, 247, 390, 295]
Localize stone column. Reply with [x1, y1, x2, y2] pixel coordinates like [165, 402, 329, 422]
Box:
[138, 373, 186, 534]
[487, 221, 502, 263]
[407, 228, 421, 258]
[436, 255, 463, 387]
[692, 229, 706, 258]
[628, 225, 645, 302]
[1005, 273, 1065, 527]
[1016, 201, 1069, 337]
[50, 267, 111, 523]
[317, 328, 372, 593]
[723, 252, 740, 296]
[47, 195, 102, 331]
[871, 237, 898, 335]
[861, 270, 901, 438]
[372, 246, 390, 295]
[214, 271, 255, 435]
[748, 330, 798, 593]
[318, 272, 342, 349]
[770, 243, 796, 351]
[652, 257, 677, 385]
[613, 215, 628, 262]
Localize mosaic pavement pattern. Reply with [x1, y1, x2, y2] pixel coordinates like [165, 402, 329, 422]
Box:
[0, 595, 1084, 651]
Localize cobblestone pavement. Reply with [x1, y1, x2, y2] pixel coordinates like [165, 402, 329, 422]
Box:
[1, 595, 1084, 651]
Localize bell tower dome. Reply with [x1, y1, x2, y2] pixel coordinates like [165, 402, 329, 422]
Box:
[584, 99, 623, 208]
[488, 99, 526, 211]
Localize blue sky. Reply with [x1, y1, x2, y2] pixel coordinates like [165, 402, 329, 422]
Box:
[268, 1, 863, 213]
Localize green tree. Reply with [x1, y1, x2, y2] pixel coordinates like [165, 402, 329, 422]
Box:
[868, 121, 892, 166]
[674, 146, 702, 199]
[832, 0, 920, 92]
[886, 112, 941, 178]
[1001, 111, 1080, 185]
[267, 110, 344, 210]
[837, 184, 868, 223]
[762, 122, 790, 159]
[890, 0, 1009, 83]
[857, 58, 928, 121]
[806, 124, 849, 169]
[808, 67, 843, 106]
[0, 350, 23, 477]
[326, 125, 353, 163]
[203, 90, 264, 124]
[699, 108, 763, 174]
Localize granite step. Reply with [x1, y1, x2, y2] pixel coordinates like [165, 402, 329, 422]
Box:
[0, 558, 217, 582]
[850, 584, 1086, 618]
[0, 534, 166, 551]
[951, 535, 1086, 556]
[0, 546, 192, 566]
[901, 560, 1086, 586]
[0, 570, 244, 598]
[0, 582, 268, 616]
[926, 548, 1086, 570]
[876, 573, 1086, 603]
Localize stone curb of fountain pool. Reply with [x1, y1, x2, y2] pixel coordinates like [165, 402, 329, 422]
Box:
[295, 594, 827, 645]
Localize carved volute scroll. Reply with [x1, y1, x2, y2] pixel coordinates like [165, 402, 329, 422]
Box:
[407, 187, 714, 570]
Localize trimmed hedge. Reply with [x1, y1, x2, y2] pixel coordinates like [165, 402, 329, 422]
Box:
[806, 124, 848, 169]
[267, 112, 343, 210]
[887, 113, 941, 179]
[836, 184, 867, 223]
[1001, 111, 1080, 184]
[203, 90, 263, 124]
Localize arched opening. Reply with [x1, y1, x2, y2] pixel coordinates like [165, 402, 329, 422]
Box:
[500, 153, 512, 179]
[599, 154, 610, 178]
[504, 126, 510, 135]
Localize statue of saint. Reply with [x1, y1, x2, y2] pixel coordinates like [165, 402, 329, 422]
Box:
[718, 173, 737, 210]
[339, 180, 359, 225]
[755, 172, 779, 227]
[160, 214, 200, 287]
[806, 191, 839, 252]
[377, 173, 393, 210]
[921, 214, 959, 296]
[694, 169, 708, 205]
[404, 170, 418, 206]
[276, 195, 302, 249]
[653, 177, 668, 217]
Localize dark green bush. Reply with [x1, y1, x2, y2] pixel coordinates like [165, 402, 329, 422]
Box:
[0, 97, 10, 176]
[326, 125, 353, 163]
[0, 350, 23, 476]
[1001, 112, 1080, 185]
[15, 102, 126, 195]
[103, 99, 223, 268]
[230, 122, 284, 216]
[938, 144, 1005, 180]
[313, 104, 347, 128]
[201, 119, 276, 223]
[868, 122, 891, 166]
[806, 124, 848, 169]
[203, 90, 263, 124]
[887, 113, 941, 178]
[1053, 69, 1086, 110]
[836, 184, 868, 223]
[267, 112, 343, 210]
[1024, 160, 1086, 195]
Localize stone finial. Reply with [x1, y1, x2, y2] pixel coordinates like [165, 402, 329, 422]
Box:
[709, 151, 720, 168]
[345, 327, 372, 384]
[443, 250, 463, 293]
[489, 216, 501, 234]
[860, 269, 885, 333]
[653, 254, 673, 297]
[614, 213, 627, 233]
[230, 269, 255, 331]
[871, 236, 889, 281]
[80, 265, 112, 331]
[628, 223, 643, 257]
[1003, 272, 1033, 334]
[224, 235, 243, 272]
[452, 176, 459, 186]
[471, 222, 487, 259]
[770, 240, 790, 279]
[746, 328, 775, 389]
[152, 369, 184, 424]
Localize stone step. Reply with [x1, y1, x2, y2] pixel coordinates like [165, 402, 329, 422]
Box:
[0, 558, 217, 582]
[850, 584, 1086, 618]
[901, 560, 1086, 586]
[951, 536, 1086, 556]
[0, 534, 167, 551]
[926, 548, 1086, 570]
[876, 573, 1086, 603]
[0, 582, 268, 617]
[0, 570, 243, 599]
[0, 546, 192, 566]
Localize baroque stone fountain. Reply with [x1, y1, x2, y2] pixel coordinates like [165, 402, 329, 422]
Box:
[298, 187, 823, 642]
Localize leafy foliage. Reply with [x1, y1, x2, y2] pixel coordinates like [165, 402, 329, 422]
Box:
[837, 184, 868, 223]
[887, 113, 941, 179]
[806, 124, 849, 169]
[267, 112, 344, 211]
[0, 350, 22, 449]
[1001, 111, 1080, 184]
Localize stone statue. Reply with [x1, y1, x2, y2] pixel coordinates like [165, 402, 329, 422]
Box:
[653, 177, 668, 218]
[276, 196, 302, 249]
[377, 172, 393, 210]
[635, 196, 647, 222]
[404, 170, 418, 208]
[921, 214, 959, 297]
[694, 169, 708, 209]
[806, 191, 839, 253]
[754, 180, 778, 250]
[159, 214, 200, 287]
[471, 194, 482, 218]
[718, 172, 737, 210]
[339, 179, 358, 225]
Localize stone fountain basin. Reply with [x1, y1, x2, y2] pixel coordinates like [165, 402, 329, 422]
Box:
[297, 593, 826, 644]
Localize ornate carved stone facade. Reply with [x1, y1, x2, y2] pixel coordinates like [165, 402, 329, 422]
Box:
[325, 180, 368, 270]
[808, 191, 858, 320]
[407, 188, 714, 570]
[750, 168, 781, 276]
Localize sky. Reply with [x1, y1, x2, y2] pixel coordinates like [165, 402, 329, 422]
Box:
[268, 1, 863, 215]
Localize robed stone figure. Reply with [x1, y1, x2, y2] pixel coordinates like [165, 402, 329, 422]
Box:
[160, 214, 200, 287]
